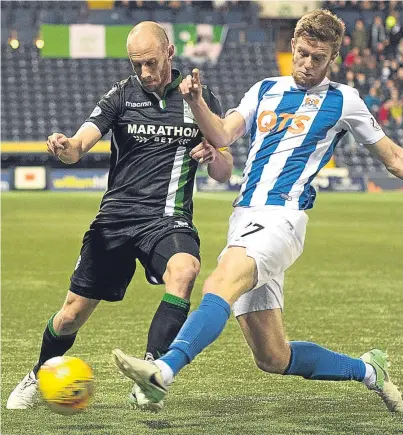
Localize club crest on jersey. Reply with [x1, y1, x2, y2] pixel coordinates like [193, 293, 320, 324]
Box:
[302, 94, 322, 110]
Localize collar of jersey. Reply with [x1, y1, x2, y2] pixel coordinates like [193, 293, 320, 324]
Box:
[135, 69, 182, 109]
[290, 76, 330, 91]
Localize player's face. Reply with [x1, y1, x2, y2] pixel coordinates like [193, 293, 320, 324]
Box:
[128, 41, 173, 95]
[291, 37, 335, 88]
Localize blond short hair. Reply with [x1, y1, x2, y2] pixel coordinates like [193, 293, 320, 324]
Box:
[294, 9, 345, 56]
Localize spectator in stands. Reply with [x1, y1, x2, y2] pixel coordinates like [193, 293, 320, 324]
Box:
[390, 59, 400, 76]
[329, 62, 343, 82]
[378, 101, 391, 126]
[168, 1, 182, 9]
[345, 70, 355, 88]
[373, 78, 383, 96]
[355, 72, 369, 95]
[352, 55, 365, 74]
[362, 47, 376, 68]
[339, 35, 352, 62]
[352, 19, 368, 54]
[381, 60, 392, 82]
[394, 67, 403, 94]
[364, 87, 382, 115]
[383, 79, 398, 100]
[344, 46, 359, 68]
[365, 58, 379, 84]
[389, 89, 403, 126]
[377, 1, 388, 13]
[361, 0, 373, 10]
[374, 41, 387, 62]
[370, 15, 386, 51]
[389, 0, 403, 14]
[387, 13, 403, 56]
[397, 39, 403, 63]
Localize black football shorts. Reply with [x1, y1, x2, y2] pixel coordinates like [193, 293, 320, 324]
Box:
[69, 218, 200, 302]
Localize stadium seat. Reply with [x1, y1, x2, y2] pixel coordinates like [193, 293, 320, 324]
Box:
[85, 9, 118, 25]
[38, 8, 60, 24]
[222, 10, 245, 26]
[336, 10, 360, 35]
[130, 9, 152, 25]
[152, 8, 174, 24]
[174, 7, 195, 24]
[197, 9, 223, 25]
[360, 10, 378, 28]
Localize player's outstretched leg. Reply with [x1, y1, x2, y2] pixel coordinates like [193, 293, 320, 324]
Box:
[7, 292, 99, 410]
[237, 310, 403, 413]
[129, 243, 199, 412]
[113, 247, 255, 404]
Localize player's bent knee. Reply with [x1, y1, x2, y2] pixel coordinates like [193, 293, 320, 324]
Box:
[164, 255, 200, 299]
[166, 256, 200, 283]
[254, 350, 290, 374]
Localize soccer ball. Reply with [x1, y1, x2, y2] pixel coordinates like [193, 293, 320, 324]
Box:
[37, 356, 94, 415]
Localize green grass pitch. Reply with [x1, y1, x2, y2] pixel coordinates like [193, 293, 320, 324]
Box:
[2, 191, 403, 434]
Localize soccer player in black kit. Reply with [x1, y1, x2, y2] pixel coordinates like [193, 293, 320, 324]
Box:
[7, 22, 233, 412]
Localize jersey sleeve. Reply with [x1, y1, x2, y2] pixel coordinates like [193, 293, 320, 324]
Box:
[203, 86, 223, 118]
[84, 83, 121, 136]
[203, 87, 228, 150]
[225, 81, 262, 134]
[339, 88, 385, 145]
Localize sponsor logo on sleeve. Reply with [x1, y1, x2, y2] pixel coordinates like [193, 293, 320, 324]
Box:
[371, 117, 381, 131]
[90, 106, 102, 117]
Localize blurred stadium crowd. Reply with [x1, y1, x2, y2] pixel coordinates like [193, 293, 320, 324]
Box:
[326, 2, 403, 134]
[1, 0, 402, 174]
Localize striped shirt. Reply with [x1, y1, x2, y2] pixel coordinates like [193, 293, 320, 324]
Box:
[229, 76, 385, 209]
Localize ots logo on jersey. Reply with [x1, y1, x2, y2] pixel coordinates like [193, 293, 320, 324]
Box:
[258, 111, 311, 135]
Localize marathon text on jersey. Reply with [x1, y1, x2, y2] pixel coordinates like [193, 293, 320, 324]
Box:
[127, 124, 200, 137]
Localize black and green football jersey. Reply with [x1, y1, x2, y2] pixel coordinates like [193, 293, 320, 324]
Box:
[84, 69, 221, 228]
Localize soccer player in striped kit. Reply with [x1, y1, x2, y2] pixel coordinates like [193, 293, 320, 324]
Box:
[113, 10, 403, 413]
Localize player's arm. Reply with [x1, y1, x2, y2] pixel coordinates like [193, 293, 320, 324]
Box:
[340, 88, 403, 178]
[190, 140, 233, 182]
[366, 136, 403, 179]
[47, 83, 120, 164]
[180, 69, 246, 148]
[208, 148, 233, 182]
[46, 125, 102, 164]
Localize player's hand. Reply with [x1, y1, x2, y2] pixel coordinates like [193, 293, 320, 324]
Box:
[190, 138, 218, 164]
[179, 68, 202, 104]
[47, 133, 70, 157]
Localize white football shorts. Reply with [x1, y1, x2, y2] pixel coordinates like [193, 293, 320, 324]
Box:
[218, 206, 309, 317]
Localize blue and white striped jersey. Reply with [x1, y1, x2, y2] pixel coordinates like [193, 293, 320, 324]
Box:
[229, 76, 385, 210]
